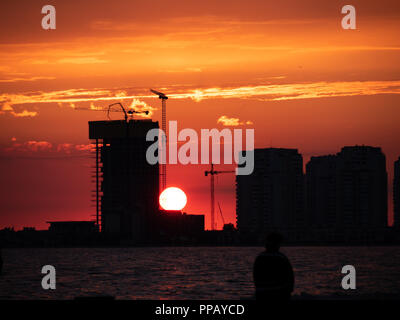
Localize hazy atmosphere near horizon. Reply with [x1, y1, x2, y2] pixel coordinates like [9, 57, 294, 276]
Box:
[1, 0, 400, 230]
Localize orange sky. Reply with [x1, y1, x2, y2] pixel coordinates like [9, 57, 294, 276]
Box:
[0, 0, 399, 230]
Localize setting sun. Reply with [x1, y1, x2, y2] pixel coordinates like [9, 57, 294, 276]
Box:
[159, 187, 187, 211]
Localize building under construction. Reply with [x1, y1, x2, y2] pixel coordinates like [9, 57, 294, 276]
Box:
[89, 119, 160, 241]
[89, 117, 204, 243]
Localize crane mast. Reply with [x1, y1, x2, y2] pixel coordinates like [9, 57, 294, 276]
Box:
[150, 89, 168, 192]
[204, 163, 234, 230]
[161, 97, 167, 190]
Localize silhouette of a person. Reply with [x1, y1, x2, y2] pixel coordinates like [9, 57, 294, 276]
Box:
[253, 233, 294, 301]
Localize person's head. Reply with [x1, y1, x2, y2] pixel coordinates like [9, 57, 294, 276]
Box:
[265, 232, 283, 252]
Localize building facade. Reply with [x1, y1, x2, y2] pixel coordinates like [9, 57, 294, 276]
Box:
[236, 148, 304, 242]
[336, 146, 387, 230]
[306, 155, 337, 229]
[305, 146, 388, 242]
[89, 119, 160, 241]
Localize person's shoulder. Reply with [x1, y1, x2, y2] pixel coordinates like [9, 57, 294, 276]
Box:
[276, 252, 292, 264]
[257, 251, 280, 258]
[259, 251, 290, 260]
[255, 251, 265, 259]
[255, 251, 270, 262]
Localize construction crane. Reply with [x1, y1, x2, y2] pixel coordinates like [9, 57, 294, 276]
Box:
[75, 102, 149, 121]
[204, 163, 234, 230]
[107, 102, 149, 122]
[150, 89, 168, 192]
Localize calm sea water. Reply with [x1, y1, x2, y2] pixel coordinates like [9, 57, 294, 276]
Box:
[1, 247, 399, 300]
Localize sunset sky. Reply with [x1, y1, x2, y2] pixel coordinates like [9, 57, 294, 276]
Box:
[1, 0, 399, 230]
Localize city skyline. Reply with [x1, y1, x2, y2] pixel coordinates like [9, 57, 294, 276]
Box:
[1, 138, 398, 232]
[1, 0, 400, 229]
[237, 146, 389, 243]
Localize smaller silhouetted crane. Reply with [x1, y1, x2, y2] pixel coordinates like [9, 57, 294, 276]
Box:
[75, 102, 149, 122]
[205, 164, 234, 230]
[107, 102, 149, 122]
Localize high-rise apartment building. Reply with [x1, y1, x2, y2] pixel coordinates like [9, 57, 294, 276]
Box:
[89, 119, 159, 240]
[236, 148, 304, 241]
[305, 146, 388, 242]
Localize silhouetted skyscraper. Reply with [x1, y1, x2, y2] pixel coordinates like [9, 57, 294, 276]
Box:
[306, 155, 337, 228]
[305, 146, 387, 242]
[394, 157, 400, 227]
[336, 146, 387, 229]
[236, 148, 304, 242]
[89, 119, 159, 241]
